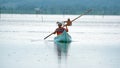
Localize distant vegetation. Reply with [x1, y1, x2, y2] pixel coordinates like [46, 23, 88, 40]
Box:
[0, 0, 120, 15]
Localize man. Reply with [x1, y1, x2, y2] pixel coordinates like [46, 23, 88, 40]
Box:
[64, 18, 72, 26]
[53, 22, 68, 35]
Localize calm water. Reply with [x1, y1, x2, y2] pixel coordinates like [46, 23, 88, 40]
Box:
[0, 14, 120, 68]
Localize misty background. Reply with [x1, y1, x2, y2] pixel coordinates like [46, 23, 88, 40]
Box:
[0, 0, 120, 14]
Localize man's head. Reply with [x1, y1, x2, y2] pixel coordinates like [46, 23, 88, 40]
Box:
[58, 23, 62, 26]
[57, 22, 62, 27]
[68, 18, 70, 21]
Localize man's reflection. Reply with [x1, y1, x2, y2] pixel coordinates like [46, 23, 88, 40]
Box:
[54, 42, 71, 63]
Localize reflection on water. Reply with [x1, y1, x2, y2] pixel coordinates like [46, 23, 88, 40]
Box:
[54, 42, 71, 64]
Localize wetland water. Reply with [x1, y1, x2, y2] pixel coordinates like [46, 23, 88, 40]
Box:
[0, 14, 120, 68]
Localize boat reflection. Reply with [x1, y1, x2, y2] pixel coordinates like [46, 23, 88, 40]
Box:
[54, 41, 71, 63]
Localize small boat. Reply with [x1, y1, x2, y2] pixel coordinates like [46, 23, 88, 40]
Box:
[54, 30, 72, 42]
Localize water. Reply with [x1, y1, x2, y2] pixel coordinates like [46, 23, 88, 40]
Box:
[0, 14, 120, 68]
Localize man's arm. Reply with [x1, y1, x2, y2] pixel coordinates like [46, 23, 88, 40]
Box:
[53, 29, 57, 34]
[65, 25, 68, 32]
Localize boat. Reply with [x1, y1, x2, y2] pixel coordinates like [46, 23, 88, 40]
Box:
[54, 30, 72, 42]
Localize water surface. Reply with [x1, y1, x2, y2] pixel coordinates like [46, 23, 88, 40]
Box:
[0, 14, 120, 68]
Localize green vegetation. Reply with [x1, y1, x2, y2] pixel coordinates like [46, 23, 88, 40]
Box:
[0, 0, 120, 15]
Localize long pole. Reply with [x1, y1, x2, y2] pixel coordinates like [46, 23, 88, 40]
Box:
[71, 9, 92, 22]
[44, 32, 53, 40]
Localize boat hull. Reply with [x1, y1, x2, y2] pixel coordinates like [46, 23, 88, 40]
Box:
[54, 30, 72, 42]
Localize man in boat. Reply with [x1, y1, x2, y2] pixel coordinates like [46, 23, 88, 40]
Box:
[64, 18, 72, 26]
[53, 22, 68, 35]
